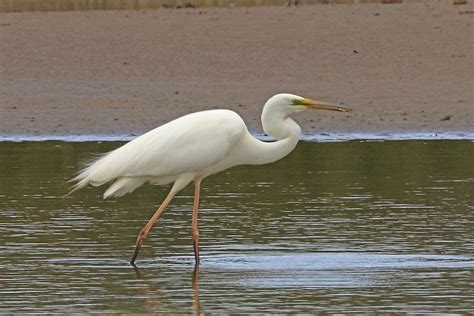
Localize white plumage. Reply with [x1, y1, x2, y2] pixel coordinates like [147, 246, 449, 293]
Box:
[71, 109, 247, 198]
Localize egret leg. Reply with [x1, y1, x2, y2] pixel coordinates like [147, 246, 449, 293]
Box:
[130, 192, 175, 264]
[192, 179, 201, 264]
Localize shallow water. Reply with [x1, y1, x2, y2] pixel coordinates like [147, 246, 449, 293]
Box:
[2, 131, 474, 142]
[0, 140, 473, 313]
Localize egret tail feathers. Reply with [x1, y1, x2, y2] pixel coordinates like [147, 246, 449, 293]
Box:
[64, 164, 97, 197]
[64, 176, 90, 198]
[103, 177, 145, 199]
[64, 152, 119, 197]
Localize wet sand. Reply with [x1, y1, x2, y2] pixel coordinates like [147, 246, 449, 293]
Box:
[0, 1, 473, 138]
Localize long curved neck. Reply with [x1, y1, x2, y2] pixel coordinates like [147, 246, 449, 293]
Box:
[262, 104, 301, 140]
[251, 131, 300, 165]
[238, 110, 301, 166]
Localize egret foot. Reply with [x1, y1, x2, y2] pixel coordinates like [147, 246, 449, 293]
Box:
[130, 229, 147, 264]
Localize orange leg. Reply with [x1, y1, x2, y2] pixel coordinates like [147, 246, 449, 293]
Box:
[130, 192, 175, 265]
[192, 179, 201, 264]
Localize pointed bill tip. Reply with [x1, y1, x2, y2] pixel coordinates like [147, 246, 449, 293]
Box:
[303, 99, 352, 113]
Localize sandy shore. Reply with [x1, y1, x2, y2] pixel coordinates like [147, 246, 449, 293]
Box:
[0, 1, 473, 139]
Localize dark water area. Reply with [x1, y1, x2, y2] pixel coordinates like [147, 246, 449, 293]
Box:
[0, 140, 473, 313]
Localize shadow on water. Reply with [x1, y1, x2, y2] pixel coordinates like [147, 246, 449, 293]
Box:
[0, 140, 473, 313]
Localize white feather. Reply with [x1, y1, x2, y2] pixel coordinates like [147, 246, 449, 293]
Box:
[69, 109, 247, 198]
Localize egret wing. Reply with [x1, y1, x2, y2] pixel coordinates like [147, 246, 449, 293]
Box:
[72, 110, 246, 188]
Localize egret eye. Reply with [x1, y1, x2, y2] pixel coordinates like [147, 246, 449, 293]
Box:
[291, 99, 304, 105]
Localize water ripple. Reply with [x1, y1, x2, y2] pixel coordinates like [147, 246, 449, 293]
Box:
[0, 141, 473, 313]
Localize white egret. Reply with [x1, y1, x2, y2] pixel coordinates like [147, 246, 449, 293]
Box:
[69, 93, 351, 264]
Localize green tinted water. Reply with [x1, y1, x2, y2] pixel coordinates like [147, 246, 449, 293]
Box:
[0, 140, 473, 313]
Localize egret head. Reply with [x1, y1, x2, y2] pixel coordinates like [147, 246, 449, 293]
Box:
[268, 93, 352, 115]
[262, 93, 352, 138]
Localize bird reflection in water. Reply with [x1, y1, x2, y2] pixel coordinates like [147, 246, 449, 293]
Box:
[131, 264, 201, 315]
[131, 265, 167, 312]
[192, 264, 201, 316]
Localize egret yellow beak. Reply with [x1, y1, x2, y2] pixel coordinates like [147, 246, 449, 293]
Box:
[301, 98, 352, 113]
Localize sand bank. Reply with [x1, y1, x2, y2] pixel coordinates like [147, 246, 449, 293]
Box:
[0, 1, 473, 140]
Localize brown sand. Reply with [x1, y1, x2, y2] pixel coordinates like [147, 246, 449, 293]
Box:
[0, 1, 473, 139]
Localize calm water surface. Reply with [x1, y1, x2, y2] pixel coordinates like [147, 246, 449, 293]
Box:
[0, 140, 473, 313]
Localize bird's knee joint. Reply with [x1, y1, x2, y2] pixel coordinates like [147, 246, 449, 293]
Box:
[138, 229, 148, 240]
